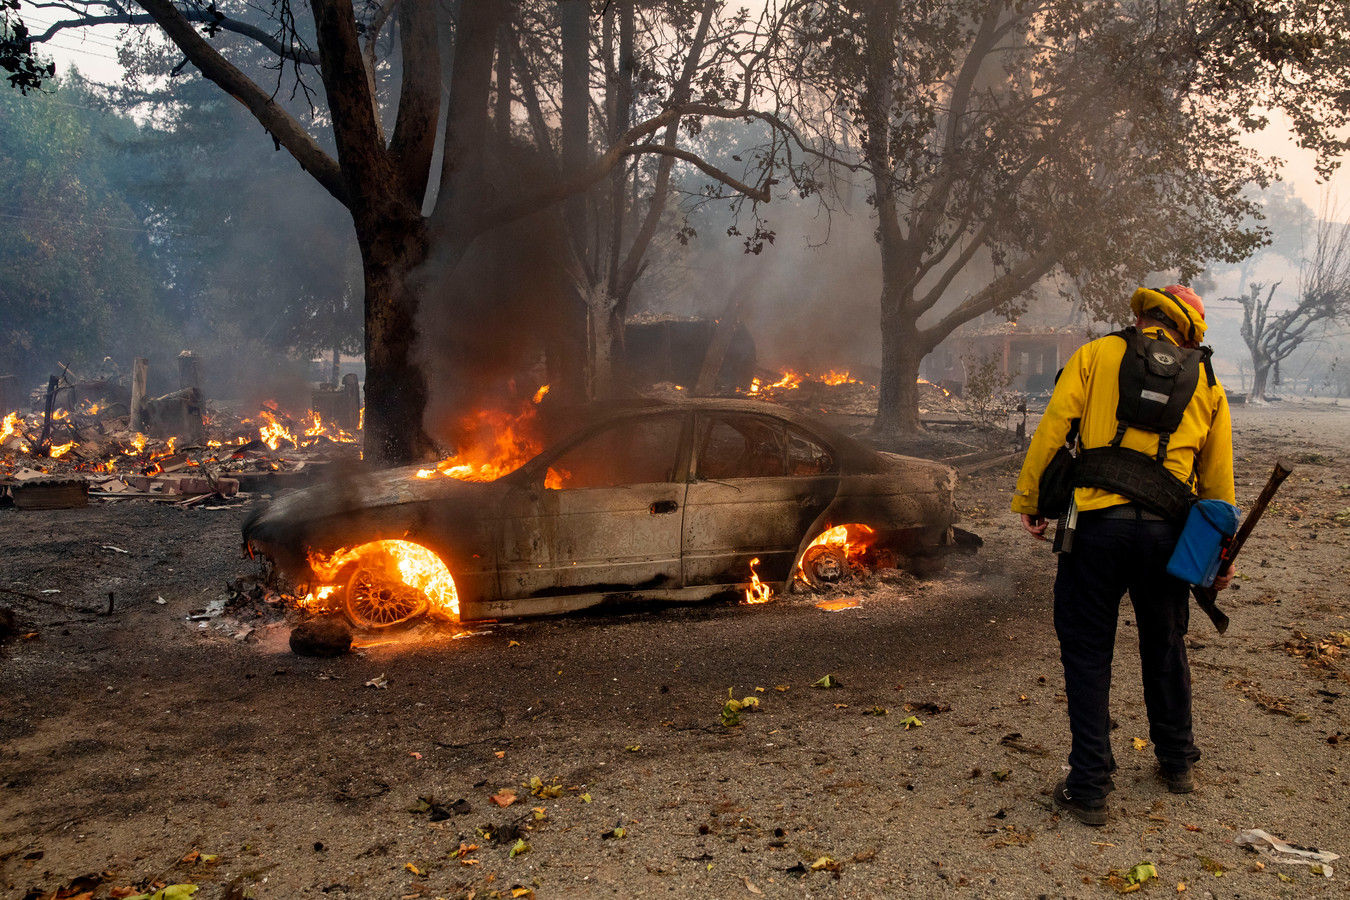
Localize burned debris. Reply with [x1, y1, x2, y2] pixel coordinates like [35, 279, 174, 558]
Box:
[1, 354, 362, 510]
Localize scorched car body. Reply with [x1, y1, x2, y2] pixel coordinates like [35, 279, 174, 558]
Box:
[243, 400, 963, 626]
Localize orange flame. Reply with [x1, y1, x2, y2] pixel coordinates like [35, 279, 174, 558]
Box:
[1, 412, 19, 442]
[49, 440, 76, 458]
[796, 523, 876, 584]
[304, 540, 459, 620]
[743, 557, 774, 604]
[431, 401, 546, 483]
[258, 409, 297, 450]
[532, 384, 550, 403]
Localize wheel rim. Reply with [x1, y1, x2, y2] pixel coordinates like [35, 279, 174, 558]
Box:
[801, 545, 850, 589]
[345, 564, 429, 628]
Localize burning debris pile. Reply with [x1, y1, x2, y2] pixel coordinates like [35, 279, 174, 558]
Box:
[0, 377, 361, 509]
[736, 368, 963, 419]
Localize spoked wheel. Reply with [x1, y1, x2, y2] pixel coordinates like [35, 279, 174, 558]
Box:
[344, 561, 430, 628]
[800, 544, 851, 590]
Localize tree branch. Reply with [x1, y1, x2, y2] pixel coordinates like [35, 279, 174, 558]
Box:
[130, 0, 346, 205]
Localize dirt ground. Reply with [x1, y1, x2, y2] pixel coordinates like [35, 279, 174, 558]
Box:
[2, 400, 1349, 900]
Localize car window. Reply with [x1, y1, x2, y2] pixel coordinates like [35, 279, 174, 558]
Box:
[545, 415, 683, 489]
[787, 427, 836, 475]
[696, 416, 789, 479]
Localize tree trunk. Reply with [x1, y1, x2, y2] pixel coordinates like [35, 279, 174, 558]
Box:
[874, 293, 926, 434]
[359, 214, 438, 465]
[1250, 359, 1271, 402]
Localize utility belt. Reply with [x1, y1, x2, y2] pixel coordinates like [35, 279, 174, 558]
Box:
[1080, 503, 1170, 522]
[1051, 445, 1195, 554]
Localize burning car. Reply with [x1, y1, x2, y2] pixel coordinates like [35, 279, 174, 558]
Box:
[242, 399, 967, 628]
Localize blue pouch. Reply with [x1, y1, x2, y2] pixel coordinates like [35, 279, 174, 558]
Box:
[1167, 499, 1240, 587]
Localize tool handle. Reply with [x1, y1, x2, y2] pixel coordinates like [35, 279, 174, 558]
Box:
[1192, 459, 1293, 634]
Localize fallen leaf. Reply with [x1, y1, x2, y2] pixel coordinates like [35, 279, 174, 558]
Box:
[601, 826, 626, 839]
[181, 850, 200, 864]
[580, 793, 593, 803]
[1132, 737, 1148, 751]
[509, 838, 530, 857]
[490, 789, 518, 807]
[510, 889, 534, 899]
[812, 674, 840, 688]
[124, 886, 198, 900]
[405, 863, 422, 876]
[863, 706, 888, 716]
[744, 875, 763, 893]
[626, 744, 642, 752]
[365, 674, 388, 689]
[409, 751, 423, 760]
[495, 750, 506, 758]
[508, 640, 521, 647]
[775, 685, 790, 692]
[810, 856, 841, 872]
[1124, 862, 1157, 887]
[900, 715, 923, 729]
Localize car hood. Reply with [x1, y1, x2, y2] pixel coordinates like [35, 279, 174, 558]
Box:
[243, 464, 511, 548]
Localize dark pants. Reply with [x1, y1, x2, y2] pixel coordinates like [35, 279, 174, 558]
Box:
[1053, 511, 1200, 803]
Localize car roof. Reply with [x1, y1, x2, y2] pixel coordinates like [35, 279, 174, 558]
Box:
[539, 397, 883, 468]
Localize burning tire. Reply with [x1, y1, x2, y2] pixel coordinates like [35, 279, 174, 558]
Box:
[343, 561, 431, 628]
[800, 544, 851, 589]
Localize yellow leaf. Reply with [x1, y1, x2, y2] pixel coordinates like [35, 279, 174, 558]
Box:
[1132, 737, 1148, 751]
[405, 863, 422, 876]
[495, 750, 506, 758]
[508, 640, 521, 647]
[580, 793, 593, 803]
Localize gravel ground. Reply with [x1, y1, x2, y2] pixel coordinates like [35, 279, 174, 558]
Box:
[2, 399, 1349, 899]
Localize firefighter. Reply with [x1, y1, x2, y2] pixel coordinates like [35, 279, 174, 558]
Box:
[1011, 285, 1236, 826]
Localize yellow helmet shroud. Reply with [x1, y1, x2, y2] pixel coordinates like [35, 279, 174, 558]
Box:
[1130, 287, 1207, 345]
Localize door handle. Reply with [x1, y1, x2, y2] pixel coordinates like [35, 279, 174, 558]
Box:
[650, 500, 679, 515]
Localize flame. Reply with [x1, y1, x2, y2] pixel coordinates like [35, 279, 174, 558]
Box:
[532, 384, 550, 403]
[132, 433, 148, 452]
[796, 523, 876, 584]
[258, 409, 297, 450]
[743, 557, 774, 604]
[304, 540, 459, 621]
[820, 369, 858, 386]
[301, 409, 358, 443]
[1, 412, 19, 442]
[431, 401, 546, 483]
[49, 440, 76, 458]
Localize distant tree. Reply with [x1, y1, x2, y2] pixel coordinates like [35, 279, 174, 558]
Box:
[1230, 215, 1350, 401]
[783, 1, 1271, 435]
[0, 72, 172, 388]
[108, 71, 363, 379]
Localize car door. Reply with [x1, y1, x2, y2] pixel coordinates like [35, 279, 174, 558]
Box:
[496, 411, 690, 599]
[681, 412, 839, 587]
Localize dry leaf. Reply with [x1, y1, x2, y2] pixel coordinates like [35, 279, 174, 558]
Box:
[1132, 737, 1148, 751]
[744, 875, 763, 894]
[490, 789, 518, 807]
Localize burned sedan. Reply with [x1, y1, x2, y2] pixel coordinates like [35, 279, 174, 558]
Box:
[242, 399, 964, 628]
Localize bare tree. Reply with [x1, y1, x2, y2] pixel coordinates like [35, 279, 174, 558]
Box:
[1233, 215, 1350, 401]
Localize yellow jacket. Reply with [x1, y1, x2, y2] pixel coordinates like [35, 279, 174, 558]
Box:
[1011, 326, 1235, 515]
